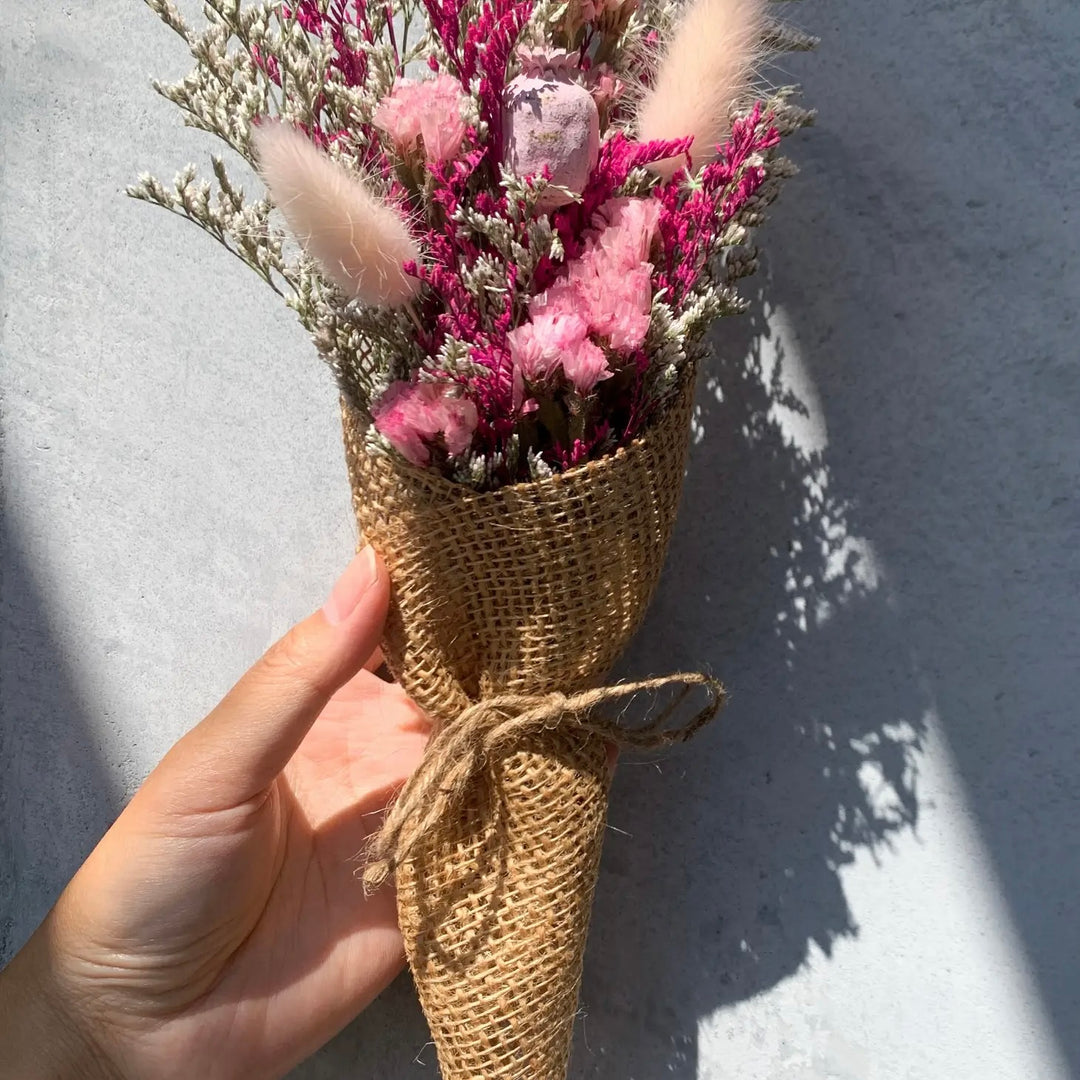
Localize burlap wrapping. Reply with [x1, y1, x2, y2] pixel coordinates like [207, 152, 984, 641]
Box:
[340, 370, 701, 1080]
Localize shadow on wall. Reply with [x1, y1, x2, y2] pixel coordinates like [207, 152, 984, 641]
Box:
[0, 511, 120, 962]
[564, 276, 929, 1078]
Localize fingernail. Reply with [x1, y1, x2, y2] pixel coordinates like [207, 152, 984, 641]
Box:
[322, 547, 379, 625]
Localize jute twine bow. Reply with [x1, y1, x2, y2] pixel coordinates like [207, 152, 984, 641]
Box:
[364, 671, 725, 889]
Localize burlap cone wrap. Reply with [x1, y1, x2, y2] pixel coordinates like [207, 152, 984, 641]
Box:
[340, 370, 701, 1080]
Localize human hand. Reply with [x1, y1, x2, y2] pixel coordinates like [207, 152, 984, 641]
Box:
[0, 548, 430, 1080]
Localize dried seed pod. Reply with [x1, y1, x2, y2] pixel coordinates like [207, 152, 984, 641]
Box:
[503, 52, 600, 211]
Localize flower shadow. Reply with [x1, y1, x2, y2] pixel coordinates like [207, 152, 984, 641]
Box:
[570, 277, 929, 1077]
[0, 512, 121, 964]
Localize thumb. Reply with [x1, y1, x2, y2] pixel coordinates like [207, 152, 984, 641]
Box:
[146, 547, 389, 812]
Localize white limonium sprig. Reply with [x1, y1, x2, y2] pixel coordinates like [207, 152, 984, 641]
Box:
[128, 160, 296, 297]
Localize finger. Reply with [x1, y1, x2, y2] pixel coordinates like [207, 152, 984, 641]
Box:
[363, 644, 385, 672]
[148, 547, 389, 812]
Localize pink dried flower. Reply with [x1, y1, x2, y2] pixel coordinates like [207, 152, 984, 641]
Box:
[374, 75, 469, 163]
[505, 323, 547, 380]
[372, 380, 478, 465]
[587, 64, 625, 124]
[561, 0, 637, 37]
[560, 337, 612, 394]
[509, 298, 613, 395]
[563, 256, 652, 350]
[589, 196, 662, 266]
[532, 305, 591, 356]
[507, 308, 584, 381]
[532, 195, 660, 353]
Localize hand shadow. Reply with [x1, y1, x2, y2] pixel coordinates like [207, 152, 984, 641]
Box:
[0, 512, 120, 964]
[570, 273, 928, 1077]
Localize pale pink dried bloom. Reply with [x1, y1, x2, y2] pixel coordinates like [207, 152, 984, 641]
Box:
[372, 380, 478, 465]
[506, 322, 550, 381]
[374, 75, 468, 163]
[561, 0, 637, 36]
[532, 306, 592, 357]
[562, 255, 651, 350]
[587, 263, 653, 349]
[508, 306, 589, 380]
[510, 296, 613, 395]
[537, 197, 659, 352]
[590, 196, 662, 266]
[560, 337, 612, 394]
[587, 64, 626, 119]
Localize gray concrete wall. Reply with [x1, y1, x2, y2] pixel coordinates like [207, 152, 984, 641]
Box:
[2, 2, 1078, 1078]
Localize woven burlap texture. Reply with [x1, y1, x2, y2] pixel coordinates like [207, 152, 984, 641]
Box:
[340, 371, 696, 1080]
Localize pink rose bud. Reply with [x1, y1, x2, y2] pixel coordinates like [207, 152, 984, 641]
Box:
[503, 51, 600, 211]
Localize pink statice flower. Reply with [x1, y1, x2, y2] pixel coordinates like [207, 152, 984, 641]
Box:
[374, 76, 468, 164]
[530, 195, 660, 354]
[569, 258, 653, 350]
[561, 0, 637, 36]
[508, 307, 588, 381]
[372, 379, 478, 466]
[587, 64, 626, 123]
[559, 337, 611, 394]
[589, 196, 662, 265]
[508, 300, 613, 395]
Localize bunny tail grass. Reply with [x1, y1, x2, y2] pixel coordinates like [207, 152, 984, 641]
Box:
[635, 0, 768, 178]
[253, 123, 421, 306]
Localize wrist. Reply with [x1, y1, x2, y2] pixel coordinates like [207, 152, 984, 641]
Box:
[0, 929, 121, 1080]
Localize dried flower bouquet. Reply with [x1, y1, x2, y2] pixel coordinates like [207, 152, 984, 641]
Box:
[133, 0, 812, 1074]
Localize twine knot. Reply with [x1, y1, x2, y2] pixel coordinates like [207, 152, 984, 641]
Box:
[363, 672, 725, 889]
